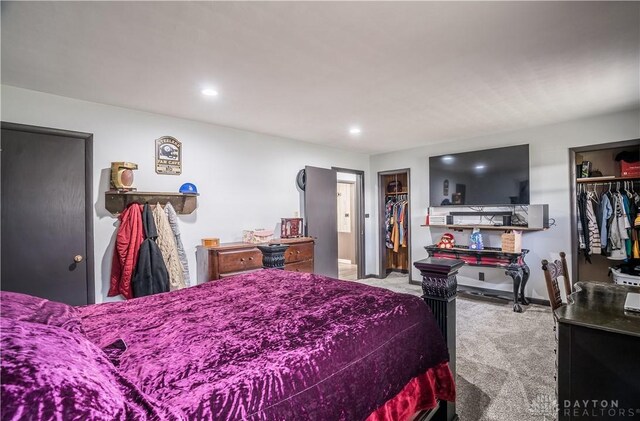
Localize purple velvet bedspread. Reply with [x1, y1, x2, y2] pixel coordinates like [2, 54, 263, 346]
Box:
[80, 270, 449, 420]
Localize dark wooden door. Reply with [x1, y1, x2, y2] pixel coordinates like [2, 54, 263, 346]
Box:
[304, 166, 338, 278]
[1, 123, 93, 305]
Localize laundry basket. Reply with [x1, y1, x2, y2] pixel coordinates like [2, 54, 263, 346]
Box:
[610, 267, 640, 286]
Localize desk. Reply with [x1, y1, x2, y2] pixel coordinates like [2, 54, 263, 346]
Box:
[425, 245, 530, 312]
[555, 282, 640, 420]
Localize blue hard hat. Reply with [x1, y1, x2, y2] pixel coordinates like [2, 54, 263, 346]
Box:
[179, 183, 198, 195]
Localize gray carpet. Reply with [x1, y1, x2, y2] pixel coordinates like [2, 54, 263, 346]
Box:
[354, 274, 555, 421]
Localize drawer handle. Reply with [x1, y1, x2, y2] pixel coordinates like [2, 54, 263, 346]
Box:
[240, 258, 246, 262]
[249, 257, 253, 260]
[296, 251, 300, 254]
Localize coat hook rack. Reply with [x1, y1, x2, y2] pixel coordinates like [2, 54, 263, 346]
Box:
[105, 191, 198, 215]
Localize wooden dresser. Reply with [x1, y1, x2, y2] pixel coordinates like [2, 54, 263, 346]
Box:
[197, 237, 315, 282]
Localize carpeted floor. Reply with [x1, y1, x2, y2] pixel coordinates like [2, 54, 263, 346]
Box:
[355, 274, 555, 421]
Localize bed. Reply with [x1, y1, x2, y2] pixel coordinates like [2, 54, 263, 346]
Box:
[1, 269, 455, 420]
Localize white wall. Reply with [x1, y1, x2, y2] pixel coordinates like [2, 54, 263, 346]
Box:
[3, 85, 638, 302]
[1, 85, 375, 303]
[371, 109, 640, 299]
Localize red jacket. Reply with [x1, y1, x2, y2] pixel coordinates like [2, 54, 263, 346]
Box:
[108, 204, 143, 299]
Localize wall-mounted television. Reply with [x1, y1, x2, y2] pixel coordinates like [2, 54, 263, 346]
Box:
[429, 144, 530, 207]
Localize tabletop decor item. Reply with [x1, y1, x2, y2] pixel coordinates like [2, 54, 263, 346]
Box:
[469, 228, 484, 250]
[243, 229, 274, 244]
[201, 238, 220, 247]
[110, 162, 138, 191]
[501, 230, 522, 253]
[437, 233, 455, 249]
[281, 218, 303, 238]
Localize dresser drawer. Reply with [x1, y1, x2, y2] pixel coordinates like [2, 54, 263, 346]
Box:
[285, 259, 314, 273]
[284, 242, 313, 264]
[217, 249, 262, 274]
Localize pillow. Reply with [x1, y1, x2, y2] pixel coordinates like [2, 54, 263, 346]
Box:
[0, 317, 181, 420]
[0, 291, 84, 335]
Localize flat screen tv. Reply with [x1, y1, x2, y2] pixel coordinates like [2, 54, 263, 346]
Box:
[429, 145, 529, 207]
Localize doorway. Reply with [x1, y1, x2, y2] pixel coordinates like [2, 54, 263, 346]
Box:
[334, 168, 365, 280]
[378, 169, 411, 279]
[569, 138, 640, 284]
[1, 122, 94, 305]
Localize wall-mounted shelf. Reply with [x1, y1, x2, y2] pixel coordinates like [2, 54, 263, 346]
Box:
[105, 191, 198, 215]
[577, 176, 639, 183]
[420, 224, 545, 232]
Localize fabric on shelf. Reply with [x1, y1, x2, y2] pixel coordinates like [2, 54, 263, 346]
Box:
[164, 202, 190, 286]
[153, 203, 185, 291]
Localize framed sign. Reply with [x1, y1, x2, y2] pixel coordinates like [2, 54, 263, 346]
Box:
[155, 136, 182, 175]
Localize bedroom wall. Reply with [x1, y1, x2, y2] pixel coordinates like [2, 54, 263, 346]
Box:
[370, 108, 640, 300]
[1, 85, 374, 303]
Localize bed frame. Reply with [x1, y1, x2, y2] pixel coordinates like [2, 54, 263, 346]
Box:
[414, 257, 464, 421]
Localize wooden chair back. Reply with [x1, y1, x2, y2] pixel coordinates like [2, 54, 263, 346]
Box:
[541, 252, 572, 312]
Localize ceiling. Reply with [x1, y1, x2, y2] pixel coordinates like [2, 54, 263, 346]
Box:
[2, 2, 638, 154]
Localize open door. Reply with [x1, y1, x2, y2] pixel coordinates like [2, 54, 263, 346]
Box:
[304, 166, 338, 278]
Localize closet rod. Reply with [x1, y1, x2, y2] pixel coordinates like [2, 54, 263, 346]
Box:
[579, 180, 639, 186]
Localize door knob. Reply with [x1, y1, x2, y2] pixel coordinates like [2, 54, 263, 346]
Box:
[74, 255, 84, 263]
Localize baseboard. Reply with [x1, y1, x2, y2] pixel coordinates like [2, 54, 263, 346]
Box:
[526, 297, 550, 306]
[456, 284, 550, 306]
[386, 268, 409, 274]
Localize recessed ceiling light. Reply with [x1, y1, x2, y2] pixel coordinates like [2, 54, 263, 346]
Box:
[349, 127, 362, 135]
[475, 164, 486, 170]
[202, 88, 219, 97]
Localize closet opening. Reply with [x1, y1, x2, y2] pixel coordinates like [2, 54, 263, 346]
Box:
[333, 168, 365, 281]
[378, 169, 411, 279]
[570, 139, 640, 284]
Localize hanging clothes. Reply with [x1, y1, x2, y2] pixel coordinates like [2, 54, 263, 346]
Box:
[585, 191, 601, 255]
[399, 201, 409, 247]
[608, 191, 629, 260]
[577, 191, 590, 261]
[385, 197, 409, 251]
[132, 203, 170, 297]
[385, 198, 395, 249]
[392, 203, 400, 252]
[108, 203, 144, 300]
[153, 203, 186, 291]
[599, 193, 613, 250]
[577, 198, 586, 251]
[578, 180, 640, 262]
[165, 202, 191, 286]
